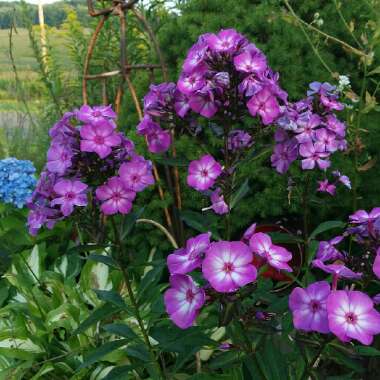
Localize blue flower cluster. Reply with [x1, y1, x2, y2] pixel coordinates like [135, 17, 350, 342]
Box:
[0, 158, 37, 208]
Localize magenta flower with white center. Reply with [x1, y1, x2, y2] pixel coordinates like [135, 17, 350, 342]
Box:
[177, 69, 206, 96]
[317, 179, 336, 196]
[233, 48, 267, 74]
[202, 241, 257, 293]
[46, 145, 73, 175]
[249, 232, 293, 272]
[164, 274, 205, 329]
[312, 259, 362, 280]
[316, 236, 344, 262]
[206, 28, 242, 53]
[373, 247, 380, 279]
[289, 281, 330, 333]
[209, 188, 229, 215]
[247, 87, 280, 125]
[299, 142, 330, 170]
[80, 122, 121, 159]
[187, 154, 222, 191]
[189, 89, 218, 118]
[327, 290, 380, 345]
[51, 179, 88, 216]
[119, 158, 154, 193]
[167, 232, 211, 275]
[77, 104, 116, 125]
[96, 177, 136, 215]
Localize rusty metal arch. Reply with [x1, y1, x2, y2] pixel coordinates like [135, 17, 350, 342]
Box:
[83, 0, 183, 243]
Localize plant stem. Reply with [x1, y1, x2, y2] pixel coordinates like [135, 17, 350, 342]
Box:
[300, 341, 327, 380]
[111, 218, 165, 379]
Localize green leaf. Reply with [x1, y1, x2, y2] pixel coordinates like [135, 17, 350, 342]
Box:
[137, 263, 165, 303]
[78, 339, 128, 369]
[153, 156, 189, 167]
[354, 346, 380, 356]
[121, 208, 145, 240]
[103, 323, 138, 340]
[125, 343, 151, 362]
[68, 244, 109, 255]
[209, 351, 241, 369]
[93, 289, 128, 309]
[180, 211, 221, 240]
[87, 254, 119, 269]
[103, 365, 134, 380]
[368, 66, 380, 76]
[230, 179, 250, 209]
[268, 232, 303, 244]
[310, 221, 345, 239]
[73, 303, 121, 335]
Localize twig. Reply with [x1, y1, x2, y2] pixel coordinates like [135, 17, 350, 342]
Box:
[136, 218, 178, 249]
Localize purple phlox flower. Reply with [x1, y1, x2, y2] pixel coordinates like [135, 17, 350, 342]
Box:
[206, 28, 243, 53]
[137, 117, 171, 153]
[143, 83, 176, 118]
[80, 122, 121, 159]
[167, 232, 211, 275]
[317, 180, 336, 196]
[327, 290, 380, 345]
[332, 170, 351, 189]
[202, 241, 257, 293]
[183, 41, 209, 72]
[96, 177, 136, 215]
[299, 142, 330, 170]
[51, 179, 88, 217]
[49, 111, 75, 139]
[274, 128, 289, 143]
[271, 139, 298, 174]
[46, 144, 73, 175]
[242, 223, 256, 242]
[373, 293, 380, 305]
[174, 90, 191, 118]
[373, 247, 380, 279]
[316, 236, 345, 261]
[77, 104, 116, 125]
[189, 88, 218, 118]
[119, 158, 155, 193]
[326, 115, 346, 138]
[247, 87, 280, 125]
[312, 259, 362, 280]
[315, 128, 339, 153]
[238, 74, 263, 97]
[261, 69, 288, 103]
[187, 154, 222, 191]
[27, 204, 58, 235]
[295, 114, 320, 143]
[320, 93, 344, 111]
[233, 47, 267, 74]
[164, 274, 205, 329]
[307, 82, 336, 96]
[177, 68, 206, 96]
[212, 72, 230, 90]
[146, 128, 171, 154]
[249, 232, 293, 272]
[219, 342, 231, 350]
[209, 188, 229, 215]
[228, 130, 252, 151]
[289, 281, 330, 333]
[349, 207, 380, 224]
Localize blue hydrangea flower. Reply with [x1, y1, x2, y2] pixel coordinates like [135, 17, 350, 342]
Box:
[0, 158, 36, 208]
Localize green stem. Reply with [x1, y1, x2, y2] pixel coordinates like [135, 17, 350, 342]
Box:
[352, 63, 367, 211]
[300, 341, 327, 380]
[111, 218, 165, 379]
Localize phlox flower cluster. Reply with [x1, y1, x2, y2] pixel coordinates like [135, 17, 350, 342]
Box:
[27, 105, 154, 235]
[272, 82, 347, 175]
[289, 207, 380, 345]
[0, 158, 36, 208]
[164, 223, 292, 329]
